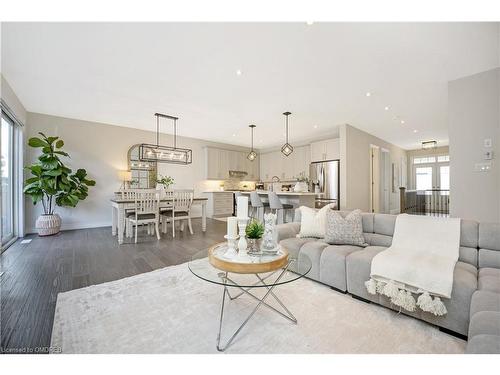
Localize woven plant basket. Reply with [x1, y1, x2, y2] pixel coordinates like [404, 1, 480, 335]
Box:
[36, 214, 61, 236]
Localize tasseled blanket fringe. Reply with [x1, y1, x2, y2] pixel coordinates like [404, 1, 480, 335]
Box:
[364, 279, 447, 316]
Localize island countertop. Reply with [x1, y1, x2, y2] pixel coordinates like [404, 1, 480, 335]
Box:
[203, 190, 317, 196]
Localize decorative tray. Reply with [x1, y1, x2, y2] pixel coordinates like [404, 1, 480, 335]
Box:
[208, 242, 289, 274]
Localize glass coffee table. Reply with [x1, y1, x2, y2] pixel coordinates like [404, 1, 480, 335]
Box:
[189, 243, 312, 351]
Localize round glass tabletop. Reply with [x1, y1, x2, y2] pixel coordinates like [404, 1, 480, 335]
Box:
[188, 243, 312, 288]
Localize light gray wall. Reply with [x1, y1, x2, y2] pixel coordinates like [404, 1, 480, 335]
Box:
[25, 113, 250, 233]
[448, 68, 500, 222]
[339, 124, 407, 213]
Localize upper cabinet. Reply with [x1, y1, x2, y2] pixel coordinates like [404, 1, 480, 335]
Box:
[205, 147, 260, 181]
[310, 138, 340, 162]
[259, 145, 310, 182]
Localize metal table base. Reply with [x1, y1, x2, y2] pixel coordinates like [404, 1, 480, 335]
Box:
[215, 260, 297, 352]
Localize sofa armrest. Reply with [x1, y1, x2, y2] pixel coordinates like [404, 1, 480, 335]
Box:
[277, 222, 301, 242]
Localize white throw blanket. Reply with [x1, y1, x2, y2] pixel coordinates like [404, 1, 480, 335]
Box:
[365, 214, 461, 316]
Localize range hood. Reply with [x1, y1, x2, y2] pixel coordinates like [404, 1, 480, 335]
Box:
[228, 170, 248, 179]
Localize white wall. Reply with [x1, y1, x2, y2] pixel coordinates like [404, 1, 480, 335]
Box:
[339, 124, 407, 213]
[448, 68, 500, 222]
[25, 113, 250, 233]
[1, 74, 27, 124]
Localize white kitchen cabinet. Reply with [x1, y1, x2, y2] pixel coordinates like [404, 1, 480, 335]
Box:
[259, 145, 310, 182]
[205, 192, 234, 217]
[310, 138, 340, 162]
[205, 147, 260, 181]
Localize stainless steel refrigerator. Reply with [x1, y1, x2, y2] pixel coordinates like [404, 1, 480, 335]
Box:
[309, 160, 340, 209]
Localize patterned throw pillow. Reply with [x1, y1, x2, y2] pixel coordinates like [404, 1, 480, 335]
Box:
[297, 204, 335, 238]
[324, 209, 367, 246]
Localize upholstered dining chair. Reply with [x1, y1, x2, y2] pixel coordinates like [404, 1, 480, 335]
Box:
[126, 189, 161, 243]
[162, 189, 194, 238]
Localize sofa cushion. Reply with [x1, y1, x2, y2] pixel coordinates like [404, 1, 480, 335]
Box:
[479, 222, 500, 251]
[478, 277, 500, 294]
[319, 245, 364, 291]
[459, 246, 478, 267]
[279, 237, 314, 259]
[363, 232, 393, 247]
[373, 214, 396, 236]
[297, 241, 329, 281]
[324, 209, 367, 247]
[468, 311, 500, 338]
[478, 268, 500, 293]
[460, 220, 479, 249]
[466, 334, 500, 354]
[277, 222, 301, 242]
[361, 213, 374, 233]
[455, 261, 478, 277]
[470, 291, 500, 317]
[479, 249, 500, 269]
[346, 246, 387, 302]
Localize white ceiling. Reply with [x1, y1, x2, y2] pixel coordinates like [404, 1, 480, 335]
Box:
[2, 22, 499, 150]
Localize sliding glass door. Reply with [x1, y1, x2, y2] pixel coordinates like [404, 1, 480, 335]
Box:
[1, 112, 15, 246]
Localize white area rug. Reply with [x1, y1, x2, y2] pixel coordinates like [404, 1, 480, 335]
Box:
[51, 262, 466, 354]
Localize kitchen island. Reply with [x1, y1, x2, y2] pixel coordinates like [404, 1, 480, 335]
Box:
[238, 190, 316, 208]
[203, 190, 317, 219]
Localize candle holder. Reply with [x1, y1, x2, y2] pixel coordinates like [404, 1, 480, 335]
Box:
[237, 217, 249, 256]
[223, 234, 239, 258]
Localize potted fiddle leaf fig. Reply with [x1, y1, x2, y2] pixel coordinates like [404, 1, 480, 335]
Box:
[24, 132, 96, 236]
[245, 219, 264, 254]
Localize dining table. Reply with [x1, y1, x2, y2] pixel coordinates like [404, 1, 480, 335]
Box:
[110, 196, 208, 244]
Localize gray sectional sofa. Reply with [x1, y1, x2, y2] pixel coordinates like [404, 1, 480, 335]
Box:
[276, 210, 500, 353]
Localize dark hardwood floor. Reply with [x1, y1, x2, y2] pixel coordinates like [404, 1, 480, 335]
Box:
[0, 218, 226, 353]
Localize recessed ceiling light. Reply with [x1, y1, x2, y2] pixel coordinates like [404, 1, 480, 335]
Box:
[384, 106, 390, 111]
[236, 69, 242, 76]
[306, 21, 314, 25]
[232, 133, 236, 137]
[313, 125, 318, 129]
[401, 120, 405, 124]
[365, 92, 371, 97]
[413, 129, 418, 133]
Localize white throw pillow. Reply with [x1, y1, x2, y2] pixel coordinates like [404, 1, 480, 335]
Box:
[297, 204, 335, 238]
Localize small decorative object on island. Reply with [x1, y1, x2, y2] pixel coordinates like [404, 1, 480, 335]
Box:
[224, 216, 239, 258]
[294, 173, 309, 192]
[261, 213, 279, 254]
[236, 196, 249, 256]
[245, 219, 264, 255]
[24, 132, 96, 236]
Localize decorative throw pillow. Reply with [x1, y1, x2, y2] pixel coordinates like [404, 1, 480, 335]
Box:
[324, 209, 367, 246]
[297, 204, 335, 238]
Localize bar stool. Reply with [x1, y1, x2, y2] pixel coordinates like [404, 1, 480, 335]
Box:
[268, 191, 294, 224]
[250, 191, 269, 222]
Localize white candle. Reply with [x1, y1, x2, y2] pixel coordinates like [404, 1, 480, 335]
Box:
[227, 216, 238, 238]
[236, 196, 249, 219]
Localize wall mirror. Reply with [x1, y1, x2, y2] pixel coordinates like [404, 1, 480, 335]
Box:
[127, 144, 157, 188]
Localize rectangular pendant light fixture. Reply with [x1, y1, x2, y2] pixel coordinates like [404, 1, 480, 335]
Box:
[139, 113, 192, 164]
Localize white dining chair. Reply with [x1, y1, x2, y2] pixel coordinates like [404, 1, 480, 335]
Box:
[160, 189, 174, 234]
[126, 189, 161, 243]
[162, 189, 194, 238]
